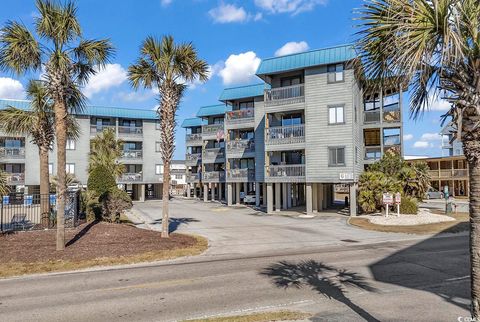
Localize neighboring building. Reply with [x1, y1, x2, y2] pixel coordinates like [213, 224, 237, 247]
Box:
[0, 99, 168, 201]
[182, 44, 405, 216]
[441, 123, 463, 157]
[409, 155, 469, 197]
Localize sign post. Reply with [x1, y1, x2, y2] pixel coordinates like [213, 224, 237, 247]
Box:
[383, 193, 393, 217]
[395, 192, 401, 217]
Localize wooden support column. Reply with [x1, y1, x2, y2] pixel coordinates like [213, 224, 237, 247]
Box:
[267, 183, 273, 214]
[275, 183, 281, 212]
[306, 183, 313, 215]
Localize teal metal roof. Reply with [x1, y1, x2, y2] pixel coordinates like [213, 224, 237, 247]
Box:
[181, 117, 205, 128]
[0, 99, 158, 120]
[256, 44, 357, 76]
[196, 104, 231, 117]
[219, 83, 271, 102]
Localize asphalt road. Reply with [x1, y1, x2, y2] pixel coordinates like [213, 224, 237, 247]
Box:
[0, 199, 471, 321]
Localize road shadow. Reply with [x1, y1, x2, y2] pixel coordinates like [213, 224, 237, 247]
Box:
[369, 224, 470, 311]
[66, 220, 99, 247]
[261, 260, 379, 321]
[152, 217, 200, 233]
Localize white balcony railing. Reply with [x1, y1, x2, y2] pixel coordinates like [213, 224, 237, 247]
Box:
[203, 148, 225, 163]
[225, 108, 255, 126]
[121, 150, 143, 159]
[266, 124, 305, 145]
[90, 124, 115, 134]
[226, 168, 255, 182]
[202, 124, 224, 139]
[265, 164, 305, 181]
[118, 126, 143, 137]
[186, 173, 201, 183]
[429, 169, 468, 178]
[0, 147, 25, 159]
[6, 173, 25, 184]
[203, 171, 226, 182]
[185, 153, 202, 165]
[364, 147, 382, 161]
[186, 133, 203, 145]
[364, 110, 380, 123]
[120, 173, 143, 182]
[265, 84, 305, 107]
[226, 139, 255, 156]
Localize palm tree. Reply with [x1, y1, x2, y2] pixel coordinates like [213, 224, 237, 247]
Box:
[0, 170, 10, 197]
[356, 0, 480, 316]
[0, 0, 114, 250]
[0, 80, 79, 223]
[128, 35, 209, 238]
[89, 128, 125, 178]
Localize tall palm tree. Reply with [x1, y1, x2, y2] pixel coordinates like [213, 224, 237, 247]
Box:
[0, 80, 79, 222]
[89, 128, 125, 178]
[356, 0, 480, 316]
[128, 35, 209, 238]
[0, 0, 113, 250]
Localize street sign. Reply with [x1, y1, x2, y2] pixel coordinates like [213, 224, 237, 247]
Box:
[394, 192, 401, 204]
[383, 193, 393, 205]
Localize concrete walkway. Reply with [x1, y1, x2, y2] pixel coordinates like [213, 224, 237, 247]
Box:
[129, 198, 431, 258]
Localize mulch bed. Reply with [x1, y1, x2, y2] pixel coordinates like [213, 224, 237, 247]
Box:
[0, 222, 198, 263]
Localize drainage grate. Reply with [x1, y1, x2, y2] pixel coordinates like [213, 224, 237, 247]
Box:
[341, 239, 359, 243]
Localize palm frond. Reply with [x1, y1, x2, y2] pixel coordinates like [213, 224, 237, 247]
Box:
[35, 0, 81, 46]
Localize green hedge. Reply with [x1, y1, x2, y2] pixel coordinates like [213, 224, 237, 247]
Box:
[87, 165, 117, 196]
[400, 196, 418, 215]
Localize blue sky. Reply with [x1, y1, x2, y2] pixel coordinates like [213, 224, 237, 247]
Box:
[0, 0, 449, 159]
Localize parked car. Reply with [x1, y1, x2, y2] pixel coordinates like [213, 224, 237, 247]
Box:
[244, 191, 260, 205]
[425, 187, 444, 199]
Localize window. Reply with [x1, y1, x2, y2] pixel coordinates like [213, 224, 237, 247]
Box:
[239, 101, 254, 109]
[328, 105, 345, 124]
[155, 120, 160, 130]
[327, 64, 344, 83]
[329, 147, 345, 166]
[282, 113, 302, 126]
[355, 147, 358, 164]
[48, 163, 53, 175]
[155, 164, 163, 175]
[66, 163, 75, 174]
[383, 128, 401, 146]
[66, 139, 76, 150]
[175, 174, 183, 180]
[155, 142, 162, 152]
[281, 76, 302, 87]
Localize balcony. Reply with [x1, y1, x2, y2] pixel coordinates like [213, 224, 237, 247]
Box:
[364, 147, 382, 161]
[226, 168, 255, 182]
[186, 172, 201, 183]
[264, 84, 305, 108]
[0, 147, 25, 159]
[225, 108, 255, 129]
[185, 153, 202, 166]
[226, 139, 255, 158]
[428, 169, 468, 179]
[90, 124, 115, 135]
[383, 103, 401, 123]
[6, 173, 25, 185]
[364, 110, 380, 123]
[119, 173, 143, 182]
[265, 164, 305, 182]
[265, 124, 305, 149]
[203, 171, 226, 183]
[202, 124, 224, 140]
[118, 126, 143, 138]
[202, 148, 225, 163]
[121, 150, 143, 160]
[186, 133, 203, 146]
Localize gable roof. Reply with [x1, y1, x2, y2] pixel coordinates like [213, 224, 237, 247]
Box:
[219, 83, 270, 102]
[181, 117, 206, 128]
[196, 104, 231, 118]
[256, 44, 357, 77]
[0, 99, 158, 120]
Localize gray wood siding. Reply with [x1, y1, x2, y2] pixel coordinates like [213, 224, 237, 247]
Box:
[304, 67, 357, 183]
[254, 97, 266, 182]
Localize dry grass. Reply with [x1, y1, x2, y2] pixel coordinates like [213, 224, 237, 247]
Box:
[184, 311, 312, 322]
[0, 234, 208, 279]
[349, 211, 469, 235]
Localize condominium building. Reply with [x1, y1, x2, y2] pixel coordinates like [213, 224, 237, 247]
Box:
[183, 44, 404, 216]
[441, 123, 463, 157]
[0, 99, 166, 201]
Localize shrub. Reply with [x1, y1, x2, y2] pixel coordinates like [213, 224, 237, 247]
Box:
[400, 196, 418, 215]
[100, 188, 133, 223]
[87, 165, 117, 196]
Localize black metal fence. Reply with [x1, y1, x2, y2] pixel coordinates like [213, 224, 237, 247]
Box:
[0, 191, 82, 232]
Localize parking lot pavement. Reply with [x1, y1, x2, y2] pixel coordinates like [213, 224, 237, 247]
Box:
[421, 198, 469, 213]
[131, 198, 430, 258]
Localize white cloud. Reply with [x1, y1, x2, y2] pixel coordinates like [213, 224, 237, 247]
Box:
[254, 0, 327, 15]
[217, 51, 261, 85]
[413, 141, 431, 148]
[427, 93, 452, 111]
[117, 90, 156, 102]
[209, 3, 248, 23]
[161, 0, 172, 6]
[403, 134, 413, 141]
[0, 77, 25, 99]
[420, 132, 442, 141]
[83, 64, 127, 98]
[275, 41, 309, 56]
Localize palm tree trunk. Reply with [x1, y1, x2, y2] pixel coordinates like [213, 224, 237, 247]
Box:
[54, 100, 67, 251]
[469, 158, 480, 317]
[161, 160, 170, 238]
[39, 146, 50, 228]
